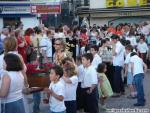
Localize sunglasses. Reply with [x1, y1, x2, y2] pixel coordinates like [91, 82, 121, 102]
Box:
[54, 43, 61, 45]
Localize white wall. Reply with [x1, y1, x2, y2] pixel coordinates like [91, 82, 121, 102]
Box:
[0, 18, 3, 32]
[90, 17, 114, 26]
[90, 0, 106, 9]
[90, 17, 150, 26]
[21, 17, 39, 30]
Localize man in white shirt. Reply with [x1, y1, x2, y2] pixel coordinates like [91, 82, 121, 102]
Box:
[130, 52, 147, 106]
[90, 45, 102, 69]
[111, 34, 125, 97]
[40, 30, 53, 63]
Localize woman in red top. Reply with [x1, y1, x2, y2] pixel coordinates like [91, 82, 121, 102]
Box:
[80, 28, 89, 47]
[115, 25, 123, 36]
[24, 28, 34, 63]
[15, 30, 27, 63]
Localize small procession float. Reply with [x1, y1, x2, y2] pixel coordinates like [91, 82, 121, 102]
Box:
[24, 39, 54, 94]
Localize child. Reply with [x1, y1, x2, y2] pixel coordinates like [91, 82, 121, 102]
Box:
[62, 62, 78, 113]
[90, 45, 102, 69]
[130, 52, 147, 106]
[137, 36, 149, 63]
[81, 53, 99, 113]
[0, 53, 25, 113]
[97, 63, 113, 110]
[44, 65, 66, 113]
[76, 56, 84, 110]
[124, 45, 137, 98]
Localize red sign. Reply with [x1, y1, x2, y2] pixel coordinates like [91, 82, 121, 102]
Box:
[31, 5, 61, 14]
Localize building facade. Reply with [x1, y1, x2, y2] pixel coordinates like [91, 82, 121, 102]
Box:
[0, 1, 40, 30]
[76, 0, 150, 26]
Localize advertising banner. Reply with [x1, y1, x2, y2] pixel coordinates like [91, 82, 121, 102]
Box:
[30, 0, 61, 4]
[31, 5, 61, 14]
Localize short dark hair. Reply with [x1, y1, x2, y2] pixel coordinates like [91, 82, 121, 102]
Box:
[97, 63, 106, 73]
[125, 44, 133, 51]
[111, 34, 120, 40]
[51, 65, 63, 78]
[76, 56, 82, 63]
[82, 53, 93, 63]
[90, 45, 99, 51]
[4, 53, 23, 71]
[130, 52, 137, 57]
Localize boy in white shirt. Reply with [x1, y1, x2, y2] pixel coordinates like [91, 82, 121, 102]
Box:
[81, 53, 99, 113]
[130, 52, 147, 106]
[124, 45, 136, 98]
[137, 36, 149, 63]
[111, 34, 125, 97]
[44, 65, 66, 113]
[90, 45, 102, 69]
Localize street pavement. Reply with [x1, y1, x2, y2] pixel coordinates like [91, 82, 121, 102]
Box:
[27, 70, 150, 113]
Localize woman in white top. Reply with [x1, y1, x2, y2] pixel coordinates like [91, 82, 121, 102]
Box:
[62, 62, 78, 113]
[137, 36, 149, 63]
[0, 36, 29, 113]
[0, 53, 25, 113]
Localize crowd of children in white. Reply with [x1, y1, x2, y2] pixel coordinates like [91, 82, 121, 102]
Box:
[0, 21, 150, 113]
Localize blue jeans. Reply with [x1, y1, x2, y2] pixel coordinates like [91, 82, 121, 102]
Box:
[33, 92, 41, 113]
[1, 99, 25, 113]
[134, 73, 145, 105]
[51, 110, 66, 113]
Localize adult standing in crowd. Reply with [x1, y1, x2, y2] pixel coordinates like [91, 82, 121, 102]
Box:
[111, 34, 125, 97]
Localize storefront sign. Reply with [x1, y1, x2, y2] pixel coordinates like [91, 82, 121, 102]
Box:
[0, 6, 31, 14]
[106, 0, 148, 7]
[31, 0, 61, 4]
[31, 5, 61, 14]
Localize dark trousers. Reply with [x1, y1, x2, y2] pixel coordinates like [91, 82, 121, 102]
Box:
[104, 62, 114, 91]
[113, 66, 124, 93]
[134, 73, 145, 105]
[76, 82, 83, 110]
[82, 87, 99, 113]
[65, 100, 77, 113]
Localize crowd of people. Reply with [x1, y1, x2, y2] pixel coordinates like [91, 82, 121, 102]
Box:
[0, 20, 150, 113]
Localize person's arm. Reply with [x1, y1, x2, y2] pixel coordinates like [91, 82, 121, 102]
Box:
[62, 76, 72, 84]
[18, 54, 29, 88]
[143, 62, 147, 74]
[0, 75, 11, 97]
[124, 64, 128, 77]
[51, 89, 64, 101]
[131, 62, 134, 76]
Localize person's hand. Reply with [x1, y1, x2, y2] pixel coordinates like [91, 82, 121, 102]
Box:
[86, 89, 92, 94]
[44, 88, 52, 94]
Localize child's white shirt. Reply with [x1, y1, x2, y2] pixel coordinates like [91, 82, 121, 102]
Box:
[125, 52, 131, 72]
[137, 42, 149, 53]
[130, 55, 144, 76]
[81, 65, 98, 88]
[92, 53, 102, 69]
[63, 76, 78, 101]
[77, 64, 84, 82]
[49, 80, 66, 112]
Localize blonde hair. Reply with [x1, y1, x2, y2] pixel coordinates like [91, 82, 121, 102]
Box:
[64, 62, 77, 77]
[4, 36, 18, 54]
